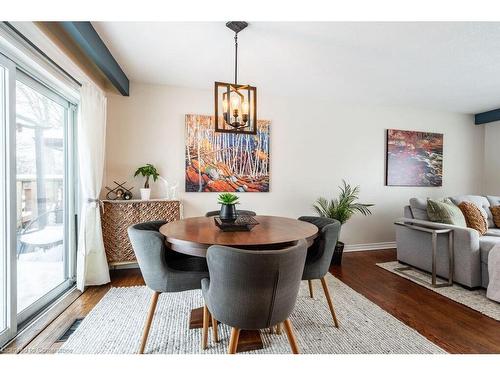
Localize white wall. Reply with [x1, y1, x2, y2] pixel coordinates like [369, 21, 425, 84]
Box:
[484, 122, 500, 194]
[104, 82, 485, 246]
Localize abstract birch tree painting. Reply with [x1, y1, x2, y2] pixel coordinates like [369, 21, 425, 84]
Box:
[185, 114, 270, 192]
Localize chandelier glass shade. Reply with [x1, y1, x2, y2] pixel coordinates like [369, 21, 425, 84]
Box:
[215, 81, 257, 134]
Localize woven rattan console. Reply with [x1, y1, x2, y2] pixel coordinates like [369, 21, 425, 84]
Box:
[101, 199, 181, 266]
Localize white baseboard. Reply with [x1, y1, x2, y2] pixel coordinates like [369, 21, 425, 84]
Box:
[344, 242, 396, 252]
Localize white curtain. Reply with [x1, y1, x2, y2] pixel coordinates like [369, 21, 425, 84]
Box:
[76, 82, 110, 291]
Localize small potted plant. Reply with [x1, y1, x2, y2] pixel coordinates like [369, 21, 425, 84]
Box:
[313, 180, 374, 265]
[134, 164, 160, 200]
[217, 193, 240, 222]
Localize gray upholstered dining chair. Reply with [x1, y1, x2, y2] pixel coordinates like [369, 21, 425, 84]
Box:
[205, 210, 257, 217]
[298, 216, 341, 328]
[201, 240, 307, 354]
[128, 220, 209, 354]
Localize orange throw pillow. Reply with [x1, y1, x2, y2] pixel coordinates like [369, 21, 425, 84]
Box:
[458, 202, 488, 235]
[491, 206, 500, 228]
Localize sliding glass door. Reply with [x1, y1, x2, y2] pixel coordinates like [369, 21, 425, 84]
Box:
[15, 73, 75, 324]
[0, 50, 77, 347]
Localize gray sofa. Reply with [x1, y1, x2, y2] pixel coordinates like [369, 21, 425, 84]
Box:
[396, 195, 500, 288]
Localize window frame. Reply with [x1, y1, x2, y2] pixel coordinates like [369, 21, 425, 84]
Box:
[0, 52, 17, 348]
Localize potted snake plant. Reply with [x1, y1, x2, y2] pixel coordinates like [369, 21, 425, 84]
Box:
[217, 193, 240, 222]
[313, 180, 374, 265]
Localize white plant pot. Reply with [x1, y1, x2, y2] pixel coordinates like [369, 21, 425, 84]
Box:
[140, 188, 151, 200]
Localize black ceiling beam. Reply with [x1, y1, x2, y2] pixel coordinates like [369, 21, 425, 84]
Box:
[475, 108, 500, 125]
[59, 22, 129, 96]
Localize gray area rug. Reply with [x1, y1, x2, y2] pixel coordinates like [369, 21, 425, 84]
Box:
[59, 274, 445, 354]
[377, 261, 500, 321]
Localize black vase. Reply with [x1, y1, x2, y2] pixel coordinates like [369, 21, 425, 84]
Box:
[220, 204, 237, 222]
[331, 241, 345, 265]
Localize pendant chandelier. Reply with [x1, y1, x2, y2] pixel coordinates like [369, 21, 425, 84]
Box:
[214, 21, 257, 134]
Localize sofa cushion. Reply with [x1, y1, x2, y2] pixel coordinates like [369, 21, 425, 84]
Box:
[486, 195, 500, 209]
[409, 198, 430, 220]
[450, 195, 492, 228]
[479, 236, 500, 264]
[490, 206, 500, 228]
[458, 201, 488, 235]
[486, 228, 500, 237]
[427, 198, 466, 226]
[487, 196, 500, 228]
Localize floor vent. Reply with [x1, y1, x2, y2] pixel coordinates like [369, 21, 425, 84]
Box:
[56, 318, 83, 342]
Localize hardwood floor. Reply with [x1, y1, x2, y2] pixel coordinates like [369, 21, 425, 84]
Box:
[6, 250, 500, 354]
[6, 269, 144, 354]
[330, 250, 500, 354]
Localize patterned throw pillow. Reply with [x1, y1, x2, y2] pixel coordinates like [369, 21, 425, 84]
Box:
[458, 201, 488, 235]
[491, 206, 500, 228]
[427, 198, 466, 226]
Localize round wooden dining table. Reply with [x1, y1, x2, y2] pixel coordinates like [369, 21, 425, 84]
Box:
[159, 215, 318, 352]
[160, 215, 318, 256]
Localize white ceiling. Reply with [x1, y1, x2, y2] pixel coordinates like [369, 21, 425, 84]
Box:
[92, 22, 500, 114]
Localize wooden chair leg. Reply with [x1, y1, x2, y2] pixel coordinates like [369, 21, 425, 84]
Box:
[276, 323, 282, 335]
[308, 280, 314, 298]
[202, 305, 210, 349]
[282, 319, 299, 354]
[320, 277, 339, 328]
[139, 291, 160, 354]
[211, 316, 219, 343]
[227, 327, 241, 354]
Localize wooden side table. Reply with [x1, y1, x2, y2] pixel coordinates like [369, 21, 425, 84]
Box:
[101, 199, 181, 266]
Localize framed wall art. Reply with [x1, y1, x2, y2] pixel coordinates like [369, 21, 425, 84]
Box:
[185, 114, 270, 192]
[386, 129, 443, 187]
